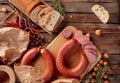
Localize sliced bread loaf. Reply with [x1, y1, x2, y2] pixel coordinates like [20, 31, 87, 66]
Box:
[37, 7, 53, 26]
[25, 0, 42, 15]
[44, 11, 63, 31]
[91, 4, 109, 24]
[30, 5, 46, 23]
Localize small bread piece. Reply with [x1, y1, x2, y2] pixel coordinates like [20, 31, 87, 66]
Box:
[37, 7, 53, 26]
[91, 4, 109, 24]
[45, 11, 63, 31]
[30, 5, 46, 23]
[25, 0, 42, 15]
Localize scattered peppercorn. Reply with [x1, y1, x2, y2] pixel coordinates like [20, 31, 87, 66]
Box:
[104, 80, 110, 83]
[1, 7, 8, 13]
[99, 59, 104, 64]
[103, 52, 110, 59]
[103, 74, 108, 79]
[85, 33, 91, 38]
[95, 29, 102, 36]
[103, 61, 108, 66]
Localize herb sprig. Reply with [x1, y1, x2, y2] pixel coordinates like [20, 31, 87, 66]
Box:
[81, 65, 109, 83]
[52, 0, 65, 16]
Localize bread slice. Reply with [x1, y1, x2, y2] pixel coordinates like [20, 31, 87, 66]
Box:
[37, 7, 53, 26]
[43, 11, 54, 26]
[44, 11, 64, 31]
[91, 4, 109, 24]
[30, 5, 46, 23]
[25, 0, 42, 15]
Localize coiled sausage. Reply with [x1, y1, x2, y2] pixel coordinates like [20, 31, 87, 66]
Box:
[56, 39, 88, 77]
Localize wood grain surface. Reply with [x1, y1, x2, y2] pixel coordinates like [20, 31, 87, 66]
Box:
[0, 0, 120, 83]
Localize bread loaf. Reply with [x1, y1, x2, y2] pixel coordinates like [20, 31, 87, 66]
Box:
[30, 5, 46, 23]
[37, 7, 53, 26]
[91, 4, 109, 24]
[9, 0, 64, 34]
[44, 11, 63, 31]
[25, 0, 42, 15]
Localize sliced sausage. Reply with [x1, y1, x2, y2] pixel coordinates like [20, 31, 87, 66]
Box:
[62, 28, 73, 39]
[56, 39, 88, 77]
[84, 44, 97, 51]
[84, 49, 96, 62]
[74, 30, 91, 48]
[82, 41, 93, 48]
[74, 30, 83, 38]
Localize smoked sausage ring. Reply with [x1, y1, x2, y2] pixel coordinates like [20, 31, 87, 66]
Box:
[56, 39, 88, 77]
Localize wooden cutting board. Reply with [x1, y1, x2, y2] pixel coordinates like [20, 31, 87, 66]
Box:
[33, 26, 102, 82]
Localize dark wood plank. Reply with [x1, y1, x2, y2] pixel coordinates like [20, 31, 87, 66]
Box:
[64, 13, 119, 23]
[47, 2, 119, 13]
[60, 23, 120, 33]
[108, 55, 120, 65]
[109, 75, 120, 83]
[111, 65, 120, 74]
[0, 4, 13, 23]
[38, 23, 120, 33]
[45, 0, 119, 3]
[63, 3, 119, 14]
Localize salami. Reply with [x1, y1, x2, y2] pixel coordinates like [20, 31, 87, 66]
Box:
[62, 28, 73, 39]
[73, 30, 97, 62]
[84, 44, 97, 51]
[74, 30, 90, 48]
[84, 49, 96, 62]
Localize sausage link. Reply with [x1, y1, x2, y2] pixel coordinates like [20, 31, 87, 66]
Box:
[56, 39, 88, 77]
[20, 46, 41, 65]
[40, 48, 55, 82]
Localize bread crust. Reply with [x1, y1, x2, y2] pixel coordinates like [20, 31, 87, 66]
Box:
[9, 0, 35, 11]
[25, 0, 42, 15]
[38, 7, 53, 18]
[30, 5, 46, 22]
[43, 11, 54, 26]
[37, 7, 53, 26]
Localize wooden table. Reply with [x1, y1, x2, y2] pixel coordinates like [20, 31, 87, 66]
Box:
[0, 0, 120, 83]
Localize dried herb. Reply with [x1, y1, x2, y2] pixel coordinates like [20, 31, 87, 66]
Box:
[52, 0, 65, 16]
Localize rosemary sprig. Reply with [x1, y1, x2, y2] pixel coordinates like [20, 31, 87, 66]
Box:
[81, 64, 110, 83]
[96, 65, 109, 82]
[52, 0, 65, 16]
